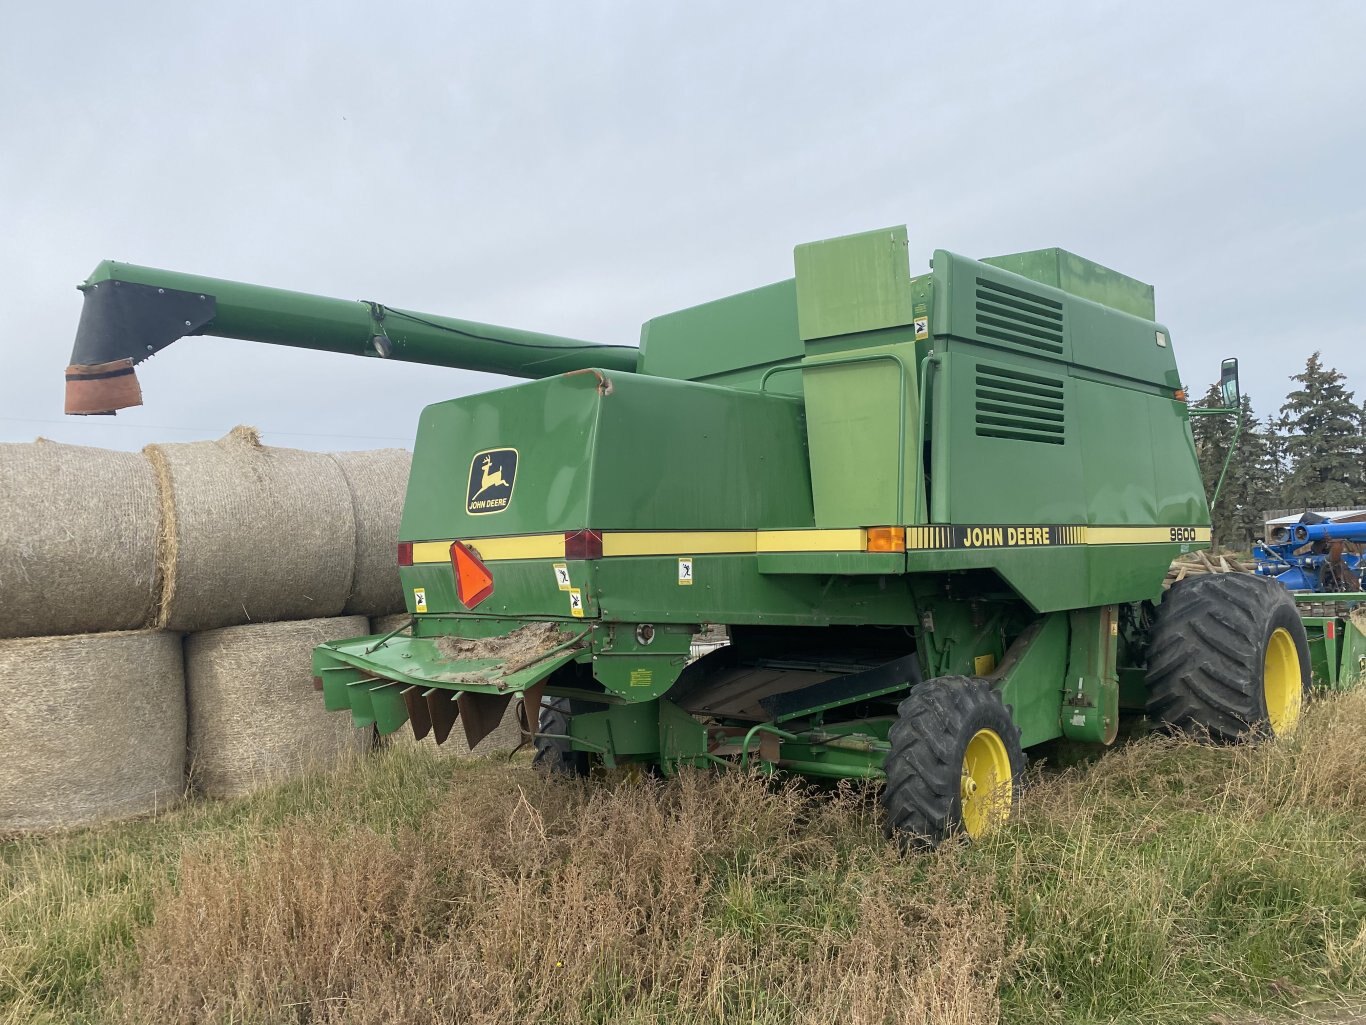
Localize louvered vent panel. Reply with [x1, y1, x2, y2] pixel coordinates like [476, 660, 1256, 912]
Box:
[974, 277, 1064, 355]
[974, 365, 1066, 445]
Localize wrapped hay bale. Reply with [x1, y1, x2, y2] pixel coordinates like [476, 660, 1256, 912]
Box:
[332, 449, 411, 616]
[147, 427, 356, 631]
[0, 630, 185, 832]
[0, 440, 160, 637]
[187, 616, 372, 799]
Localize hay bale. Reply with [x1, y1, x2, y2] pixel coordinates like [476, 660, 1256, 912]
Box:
[332, 449, 411, 616]
[0, 630, 185, 832]
[186, 616, 372, 799]
[370, 613, 412, 636]
[147, 427, 356, 632]
[0, 440, 160, 637]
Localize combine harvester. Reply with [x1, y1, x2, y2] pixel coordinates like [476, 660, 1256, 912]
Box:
[65, 228, 1366, 846]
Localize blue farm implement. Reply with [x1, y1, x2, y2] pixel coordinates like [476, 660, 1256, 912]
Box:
[1255, 513, 1366, 593]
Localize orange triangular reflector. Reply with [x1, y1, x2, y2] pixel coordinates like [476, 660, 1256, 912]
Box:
[449, 541, 494, 609]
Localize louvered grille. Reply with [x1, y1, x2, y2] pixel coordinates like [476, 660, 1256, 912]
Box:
[974, 365, 1066, 445]
[974, 277, 1064, 355]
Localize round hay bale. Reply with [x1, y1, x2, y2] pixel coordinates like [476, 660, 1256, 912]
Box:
[332, 449, 411, 616]
[186, 616, 372, 799]
[147, 427, 356, 632]
[0, 630, 185, 832]
[0, 440, 160, 638]
[370, 613, 413, 636]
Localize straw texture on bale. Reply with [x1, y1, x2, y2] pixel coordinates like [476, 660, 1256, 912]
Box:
[186, 616, 372, 799]
[332, 449, 411, 616]
[0, 630, 185, 832]
[147, 427, 356, 632]
[0, 440, 160, 638]
[370, 613, 413, 637]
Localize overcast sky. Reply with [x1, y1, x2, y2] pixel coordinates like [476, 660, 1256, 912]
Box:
[3, 2, 1363, 452]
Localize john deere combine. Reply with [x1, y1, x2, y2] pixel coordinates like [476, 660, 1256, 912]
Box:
[69, 227, 1356, 846]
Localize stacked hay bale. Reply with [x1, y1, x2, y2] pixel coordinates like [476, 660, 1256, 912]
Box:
[0, 429, 529, 831]
[186, 616, 372, 798]
[333, 448, 411, 616]
[0, 631, 184, 832]
[0, 440, 161, 638]
[146, 427, 357, 631]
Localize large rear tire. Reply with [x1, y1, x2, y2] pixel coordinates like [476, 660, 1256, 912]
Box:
[532, 697, 589, 777]
[1146, 573, 1310, 742]
[881, 676, 1026, 849]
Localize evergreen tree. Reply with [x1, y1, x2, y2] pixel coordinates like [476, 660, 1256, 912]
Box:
[1191, 385, 1278, 547]
[1276, 352, 1361, 509]
[1359, 399, 1366, 502]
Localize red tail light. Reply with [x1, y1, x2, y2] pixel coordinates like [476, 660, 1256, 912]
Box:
[564, 529, 603, 560]
[449, 540, 494, 609]
[397, 541, 414, 567]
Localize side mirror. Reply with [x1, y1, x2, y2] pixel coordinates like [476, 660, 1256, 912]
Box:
[1219, 357, 1240, 409]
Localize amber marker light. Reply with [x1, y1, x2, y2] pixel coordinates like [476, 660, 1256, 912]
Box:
[866, 527, 906, 553]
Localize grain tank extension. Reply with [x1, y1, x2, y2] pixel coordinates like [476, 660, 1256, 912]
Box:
[67, 227, 1317, 846]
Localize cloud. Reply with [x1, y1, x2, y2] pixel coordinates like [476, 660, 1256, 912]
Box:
[3, 0, 1363, 451]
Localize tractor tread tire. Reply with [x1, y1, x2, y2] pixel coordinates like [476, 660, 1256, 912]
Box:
[1145, 572, 1309, 743]
[881, 675, 1025, 849]
[532, 697, 588, 777]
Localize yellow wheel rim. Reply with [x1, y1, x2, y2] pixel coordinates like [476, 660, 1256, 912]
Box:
[960, 728, 1012, 838]
[1264, 626, 1303, 736]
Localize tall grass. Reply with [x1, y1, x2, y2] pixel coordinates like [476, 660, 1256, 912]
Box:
[5, 690, 1366, 1024]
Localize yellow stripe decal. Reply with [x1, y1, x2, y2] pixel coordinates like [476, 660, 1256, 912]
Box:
[603, 531, 757, 556]
[409, 524, 1211, 563]
[1083, 526, 1211, 545]
[412, 534, 566, 563]
[757, 529, 865, 553]
[905, 524, 1210, 550]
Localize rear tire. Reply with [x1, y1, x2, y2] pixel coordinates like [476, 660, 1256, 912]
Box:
[1146, 573, 1310, 742]
[532, 697, 589, 777]
[881, 676, 1025, 849]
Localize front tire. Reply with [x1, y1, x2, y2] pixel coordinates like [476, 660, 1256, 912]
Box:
[1146, 573, 1310, 742]
[881, 676, 1025, 849]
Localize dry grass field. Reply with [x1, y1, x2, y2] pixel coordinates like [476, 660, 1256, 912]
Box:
[6, 690, 1366, 1024]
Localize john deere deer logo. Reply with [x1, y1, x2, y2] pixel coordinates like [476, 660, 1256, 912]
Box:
[466, 448, 518, 514]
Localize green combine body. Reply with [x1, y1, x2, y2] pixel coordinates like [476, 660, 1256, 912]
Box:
[68, 226, 1360, 845]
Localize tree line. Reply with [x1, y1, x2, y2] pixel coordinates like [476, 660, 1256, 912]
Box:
[1191, 352, 1364, 547]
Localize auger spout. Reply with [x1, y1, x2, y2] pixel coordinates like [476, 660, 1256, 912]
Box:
[65, 261, 639, 414]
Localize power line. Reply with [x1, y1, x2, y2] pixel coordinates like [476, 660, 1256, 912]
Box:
[0, 415, 411, 444]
